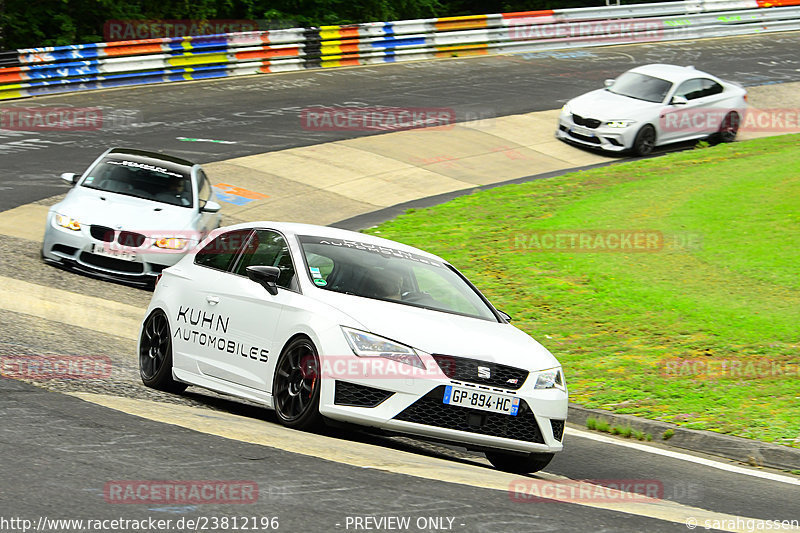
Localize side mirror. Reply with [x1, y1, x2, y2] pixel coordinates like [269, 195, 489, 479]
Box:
[60, 172, 78, 185]
[498, 310, 512, 322]
[246, 265, 280, 295]
[671, 95, 688, 106]
[201, 200, 221, 213]
[604, 79, 615, 88]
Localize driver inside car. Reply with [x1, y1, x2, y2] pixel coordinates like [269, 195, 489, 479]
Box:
[156, 178, 191, 206]
[363, 266, 404, 301]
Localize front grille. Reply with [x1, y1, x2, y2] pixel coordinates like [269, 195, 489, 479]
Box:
[572, 114, 601, 129]
[394, 386, 544, 443]
[90, 225, 114, 242]
[568, 130, 601, 144]
[90, 226, 146, 248]
[118, 231, 146, 248]
[551, 419, 565, 441]
[334, 381, 394, 407]
[432, 354, 528, 390]
[79, 252, 144, 274]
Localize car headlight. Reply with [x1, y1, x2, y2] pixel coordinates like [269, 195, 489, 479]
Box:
[54, 213, 81, 231]
[154, 237, 188, 250]
[534, 368, 566, 390]
[561, 103, 572, 115]
[605, 120, 635, 128]
[342, 327, 425, 369]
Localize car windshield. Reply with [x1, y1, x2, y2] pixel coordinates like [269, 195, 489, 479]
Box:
[80, 158, 193, 207]
[608, 72, 673, 103]
[299, 235, 499, 321]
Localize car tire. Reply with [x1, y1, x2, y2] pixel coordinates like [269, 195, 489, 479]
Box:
[632, 124, 656, 156]
[715, 112, 740, 144]
[485, 450, 555, 473]
[272, 336, 324, 431]
[139, 309, 187, 392]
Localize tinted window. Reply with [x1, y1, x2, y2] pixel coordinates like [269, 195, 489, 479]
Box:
[194, 229, 253, 271]
[702, 79, 723, 97]
[299, 235, 497, 321]
[234, 230, 296, 290]
[81, 158, 192, 207]
[675, 79, 705, 101]
[608, 72, 673, 103]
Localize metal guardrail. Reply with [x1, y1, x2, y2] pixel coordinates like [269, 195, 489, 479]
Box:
[1, 0, 800, 101]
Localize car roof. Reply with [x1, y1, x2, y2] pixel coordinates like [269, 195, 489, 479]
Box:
[104, 148, 197, 174]
[220, 221, 448, 263]
[627, 64, 718, 84]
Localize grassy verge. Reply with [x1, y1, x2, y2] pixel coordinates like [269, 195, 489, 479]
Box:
[366, 135, 800, 446]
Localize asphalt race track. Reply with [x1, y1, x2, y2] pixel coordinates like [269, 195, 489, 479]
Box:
[3, 32, 800, 211]
[1, 32, 800, 533]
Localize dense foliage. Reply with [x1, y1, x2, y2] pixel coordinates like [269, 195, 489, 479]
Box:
[1, 0, 649, 50]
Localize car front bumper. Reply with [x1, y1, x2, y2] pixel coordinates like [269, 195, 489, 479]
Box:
[317, 354, 568, 455]
[555, 113, 638, 153]
[42, 217, 186, 282]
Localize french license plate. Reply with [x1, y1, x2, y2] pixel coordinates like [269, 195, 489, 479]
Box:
[570, 125, 593, 137]
[443, 385, 519, 416]
[92, 243, 136, 261]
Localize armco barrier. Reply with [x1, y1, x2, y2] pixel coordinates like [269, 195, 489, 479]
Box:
[1, 0, 800, 101]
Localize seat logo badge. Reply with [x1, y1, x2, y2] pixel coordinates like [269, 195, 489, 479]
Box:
[478, 366, 491, 379]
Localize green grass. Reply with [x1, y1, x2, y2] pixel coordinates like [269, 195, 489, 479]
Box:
[367, 134, 800, 445]
[585, 417, 651, 441]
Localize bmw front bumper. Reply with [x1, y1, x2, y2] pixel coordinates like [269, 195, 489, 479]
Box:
[555, 112, 637, 153]
[42, 214, 185, 282]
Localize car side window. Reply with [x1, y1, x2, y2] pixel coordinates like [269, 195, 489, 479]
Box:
[233, 229, 297, 290]
[701, 79, 723, 97]
[197, 169, 212, 207]
[675, 79, 705, 101]
[194, 229, 253, 272]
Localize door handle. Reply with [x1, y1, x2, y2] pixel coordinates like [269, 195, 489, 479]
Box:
[206, 295, 220, 305]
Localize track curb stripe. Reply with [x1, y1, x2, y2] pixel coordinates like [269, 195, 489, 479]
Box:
[67, 392, 790, 533]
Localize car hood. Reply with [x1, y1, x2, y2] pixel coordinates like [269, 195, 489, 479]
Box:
[54, 187, 195, 231]
[311, 290, 560, 372]
[568, 89, 662, 121]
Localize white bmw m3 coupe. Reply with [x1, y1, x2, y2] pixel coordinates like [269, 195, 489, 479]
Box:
[42, 148, 222, 285]
[138, 222, 567, 472]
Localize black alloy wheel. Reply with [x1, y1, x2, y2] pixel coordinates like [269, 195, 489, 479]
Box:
[273, 337, 323, 430]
